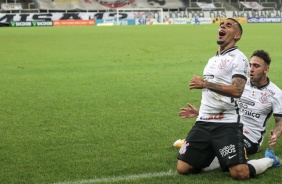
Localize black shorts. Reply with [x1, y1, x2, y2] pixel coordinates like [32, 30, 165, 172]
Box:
[177, 121, 247, 171]
[243, 136, 260, 155]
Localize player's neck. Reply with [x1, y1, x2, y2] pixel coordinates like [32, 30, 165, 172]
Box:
[252, 76, 269, 88]
[218, 43, 236, 55]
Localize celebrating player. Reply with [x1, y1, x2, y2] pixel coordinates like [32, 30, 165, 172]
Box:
[176, 19, 280, 180]
[176, 49, 282, 171]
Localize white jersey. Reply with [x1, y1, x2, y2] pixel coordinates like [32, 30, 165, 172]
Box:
[239, 78, 282, 145]
[196, 46, 249, 123]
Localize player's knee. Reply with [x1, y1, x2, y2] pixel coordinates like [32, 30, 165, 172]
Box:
[177, 160, 193, 175]
[176, 167, 187, 175]
[229, 164, 250, 180]
[230, 172, 250, 180]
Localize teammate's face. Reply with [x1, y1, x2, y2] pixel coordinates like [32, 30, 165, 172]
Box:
[217, 19, 241, 45]
[249, 56, 269, 86]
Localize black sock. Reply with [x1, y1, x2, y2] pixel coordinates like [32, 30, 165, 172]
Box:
[247, 163, 256, 178]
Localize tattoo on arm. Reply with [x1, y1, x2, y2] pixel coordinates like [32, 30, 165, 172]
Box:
[203, 77, 246, 97]
[204, 81, 222, 91]
[274, 116, 282, 138]
[232, 77, 246, 96]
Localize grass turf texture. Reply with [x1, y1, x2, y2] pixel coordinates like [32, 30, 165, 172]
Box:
[0, 24, 282, 184]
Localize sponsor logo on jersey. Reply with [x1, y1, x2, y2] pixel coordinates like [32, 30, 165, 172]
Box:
[199, 113, 224, 120]
[239, 102, 248, 109]
[243, 109, 260, 118]
[219, 144, 236, 157]
[228, 53, 235, 58]
[239, 99, 255, 106]
[267, 89, 275, 95]
[203, 75, 214, 80]
[243, 130, 250, 135]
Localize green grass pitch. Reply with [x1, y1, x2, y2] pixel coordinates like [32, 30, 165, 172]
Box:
[0, 23, 282, 184]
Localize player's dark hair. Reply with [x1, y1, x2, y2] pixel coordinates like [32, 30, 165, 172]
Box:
[251, 50, 271, 65]
[227, 18, 243, 36]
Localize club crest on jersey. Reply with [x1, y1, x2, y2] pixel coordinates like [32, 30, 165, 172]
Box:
[218, 58, 230, 70]
[179, 141, 189, 155]
[259, 92, 270, 104]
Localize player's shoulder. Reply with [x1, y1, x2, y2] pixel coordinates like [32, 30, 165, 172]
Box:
[267, 81, 282, 96]
[233, 48, 248, 59]
[227, 48, 248, 63]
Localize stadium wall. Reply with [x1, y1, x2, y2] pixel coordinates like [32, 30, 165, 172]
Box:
[1, 11, 282, 26]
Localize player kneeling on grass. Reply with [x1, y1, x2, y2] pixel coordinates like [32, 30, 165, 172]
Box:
[176, 19, 280, 180]
[175, 50, 281, 174]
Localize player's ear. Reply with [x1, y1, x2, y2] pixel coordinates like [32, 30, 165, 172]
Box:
[264, 66, 270, 74]
[234, 32, 241, 41]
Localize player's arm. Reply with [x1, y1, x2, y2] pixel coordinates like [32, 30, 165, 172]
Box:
[268, 115, 282, 148]
[189, 75, 246, 98]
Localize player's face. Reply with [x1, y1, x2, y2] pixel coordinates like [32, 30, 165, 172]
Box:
[217, 19, 240, 45]
[249, 56, 269, 86]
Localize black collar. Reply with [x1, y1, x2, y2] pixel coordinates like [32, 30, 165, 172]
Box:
[216, 46, 238, 56]
[250, 77, 270, 89]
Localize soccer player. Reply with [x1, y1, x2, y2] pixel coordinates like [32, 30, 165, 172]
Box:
[176, 50, 282, 171]
[177, 18, 280, 180]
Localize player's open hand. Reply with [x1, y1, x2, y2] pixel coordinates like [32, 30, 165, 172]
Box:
[179, 103, 199, 119]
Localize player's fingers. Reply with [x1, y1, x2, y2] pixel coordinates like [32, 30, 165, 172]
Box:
[269, 142, 275, 148]
[270, 131, 277, 140]
[179, 114, 187, 118]
[189, 84, 195, 89]
[187, 103, 195, 109]
[268, 139, 276, 147]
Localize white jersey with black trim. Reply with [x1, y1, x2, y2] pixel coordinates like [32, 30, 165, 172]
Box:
[239, 78, 282, 145]
[196, 46, 249, 123]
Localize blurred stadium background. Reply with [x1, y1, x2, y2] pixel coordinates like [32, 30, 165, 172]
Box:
[0, 0, 281, 13]
[1, 0, 282, 184]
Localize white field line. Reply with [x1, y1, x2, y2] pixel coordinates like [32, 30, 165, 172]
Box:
[53, 170, 177, 184]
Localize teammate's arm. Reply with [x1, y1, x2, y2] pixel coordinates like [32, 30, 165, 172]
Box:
[189, 75, 246, 98]
[268, 115, 282, 148]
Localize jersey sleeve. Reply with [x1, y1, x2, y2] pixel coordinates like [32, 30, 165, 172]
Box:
[232, 54, 249, 80]
[273, 90, 282, 116]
